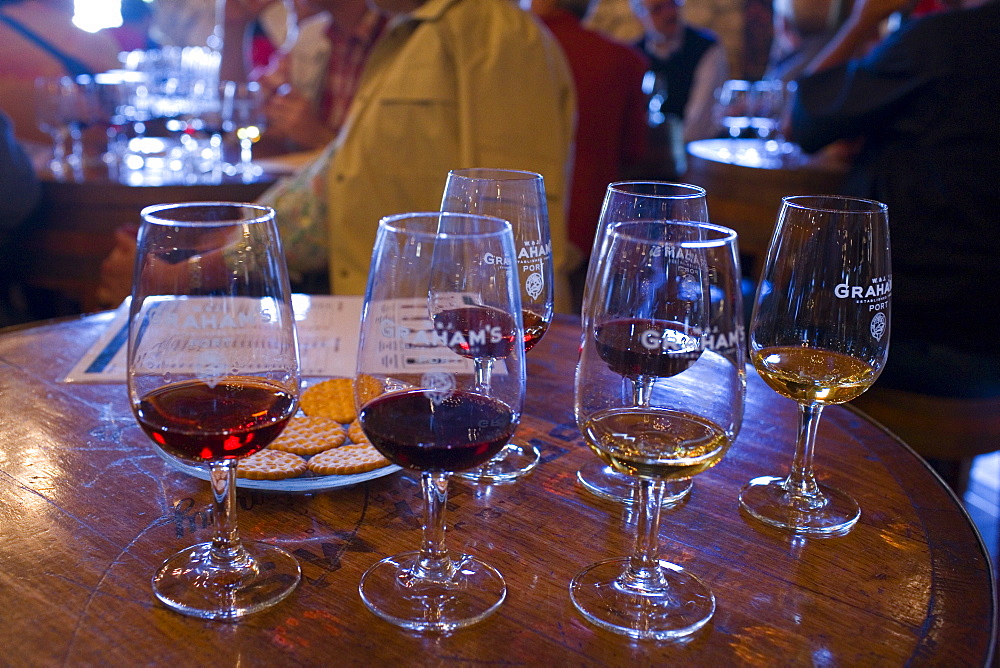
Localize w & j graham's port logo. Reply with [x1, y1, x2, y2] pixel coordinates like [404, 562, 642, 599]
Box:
[525, 272, 544, 300]
[421, 371, 455, 405]
[870, 312, 886, 341]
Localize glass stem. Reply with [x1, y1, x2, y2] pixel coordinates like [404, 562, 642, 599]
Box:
[208, 461, 250, 566]
[622, 478, 670, 591]
[474, 357, 495, 392]
[414, 471, 456, 582]
[631, 374, 655, 407]
[784, 403, 825, 505]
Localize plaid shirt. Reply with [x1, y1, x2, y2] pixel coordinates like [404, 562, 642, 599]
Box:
[319, 11, 386, 134]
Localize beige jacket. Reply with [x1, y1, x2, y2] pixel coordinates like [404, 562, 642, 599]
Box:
[324, 0, 576, 309]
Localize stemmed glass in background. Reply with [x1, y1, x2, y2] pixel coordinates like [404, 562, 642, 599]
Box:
[739, 195, 890, 536]
[750, 78, 797, 160]
[34, 76, 82, 178]
[228, 81, 267, 180]
[714, 79, 753, 139]
[127, 202, 301, 619]
[355, 212, 526, 632]
[441, 168, 552, 483]
[577, 182, 710, 506]
[572, 220, 745, 639]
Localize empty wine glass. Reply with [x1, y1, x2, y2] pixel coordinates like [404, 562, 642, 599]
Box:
[34, 76, 76, 178]
[572, 219, 745, 639]
[225, 81, 267, 180]
[355, 211, 526, 632]
[577, 182, 711, 507]
[739, 195, 891, 536]
[441, 168, 551, 483]
[127, 202, 301, 619]
[714, 79, 753, 139]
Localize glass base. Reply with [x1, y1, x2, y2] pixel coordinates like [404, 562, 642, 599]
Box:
[738, 475, 860, 536]
[359, 551, 506, 632]
[576, 460, 693, 506]
[152, 541, 300, 620]
[454, 441, 541, 484]
[570, 558, 715, 641]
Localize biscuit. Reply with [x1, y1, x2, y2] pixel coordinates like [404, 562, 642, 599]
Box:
[237, 449, 309, 480]
[354, 373, 385, 406]
[307, 443, 390, 476]
[347, 419, 370, 445]
[300, 377, 357, 423]
[269, 415, 347, 455]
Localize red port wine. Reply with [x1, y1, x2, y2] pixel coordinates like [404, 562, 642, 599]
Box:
[359, 389, 517, 471]
[135, 378, 296, 462]
[595, 318, 703, 378]
[522, 309, 551, 353]
[433, 305, 518, 359]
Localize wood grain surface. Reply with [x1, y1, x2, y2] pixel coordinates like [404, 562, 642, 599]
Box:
[0, 312, 993, 665]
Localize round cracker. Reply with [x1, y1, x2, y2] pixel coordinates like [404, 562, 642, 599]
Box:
[300, 378, 357, 422]
[347, 419, 370, 445]
[269, 415, 347, 455]
[237, 449, 308, 480]
[308, 443, 390, 476]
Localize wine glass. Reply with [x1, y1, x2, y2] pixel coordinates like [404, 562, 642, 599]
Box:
[127, 202, 302, 619]
[441, 168, 551, 483]
[355, 211, 526, 632]
[577, 182, 711, 507]
[226, 81, 267, 180]
[714, 79, 753, 139]
[572, 219, 745, 639]
[750, 79, 795, 159]
[738, 195, 891, 536]
[34, 76, 77, 178]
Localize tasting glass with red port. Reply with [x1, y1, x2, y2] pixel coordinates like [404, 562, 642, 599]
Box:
[572, 220, 745, 640]
[127, 202, 301, 620]
[354, 211, 526, 632]
[577, 182, 711, 507]
[738, 195, 890, 536]
[440, 168, 551, 483]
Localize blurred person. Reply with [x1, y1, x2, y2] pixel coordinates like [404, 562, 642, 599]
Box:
[99, 0, 576, 310]
[102, 0, 158, 52]
[221, 0, 385, 153]
[0, 0, 119, 142]
[766, 0, 852, 82]
[790, 0, 1000, 401]
[585, 0, 644, 42]
[0, 111, 39, 234]
[0, 110, 41, 326]
[523, 0, 651, 311]
[629, 0, 728, 143]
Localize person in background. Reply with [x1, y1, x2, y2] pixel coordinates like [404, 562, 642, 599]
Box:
[629, 0, 728, 143]
[766, 0, 851, 82]
[0, 110, 41, 326]
[103, 0, 158, 52]
[100, 0, 577, 311]
[523, 0, 651, 311]
[221, 0, 386, 153]
[0, 0, 120, 143]
[585, 0, 644, 42]
[789, 0, 1000, 469]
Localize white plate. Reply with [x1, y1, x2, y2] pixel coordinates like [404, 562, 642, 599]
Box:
[156, 447, 401, 493]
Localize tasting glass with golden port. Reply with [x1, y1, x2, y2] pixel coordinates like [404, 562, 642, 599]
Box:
[571, 219, 745, 640]
[738, 195, 890, 536]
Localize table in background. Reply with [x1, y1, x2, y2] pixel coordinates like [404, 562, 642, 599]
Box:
[0, 313, 994, 664]
[683, 138, 849, 277]
[17, 163, 276, 316]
